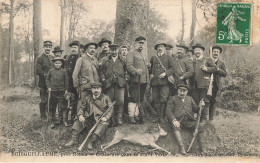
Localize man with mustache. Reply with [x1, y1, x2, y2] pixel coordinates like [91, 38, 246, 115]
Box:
[166, 84, 206, 155]
[126, 36, 150, 124]
[65, 82, 114, 149]
[191, 43, 217, 123]
[73, 42, 100, 112]
[149, 42, 175, 123]
[95, 38, 112, 65]
[99, 44, 129, 125]
[65, 40, 81, 122]
[171, 43, 194, 96]
[36, 40, 53, 120]
[209, 46, 227, 121]
[119, 45, 128, 61]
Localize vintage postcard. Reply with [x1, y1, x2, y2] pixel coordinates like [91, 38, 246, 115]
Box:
[0, 0, 259, 162]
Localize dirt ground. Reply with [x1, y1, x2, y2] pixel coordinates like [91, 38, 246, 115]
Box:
[0, 87, 259, 157]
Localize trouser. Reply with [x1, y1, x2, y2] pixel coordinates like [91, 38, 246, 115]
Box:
[49, 91, 68, 122]
[209, 85, 218, 120]
[68, 88, 78, 121]
[72, 114, 108, 137]
[39, 87, 48, 118]
[192, 88, 210, 122]
[152, 85, 169, 120]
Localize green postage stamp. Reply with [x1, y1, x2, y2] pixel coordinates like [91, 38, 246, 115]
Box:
[216, 2, 252, 46]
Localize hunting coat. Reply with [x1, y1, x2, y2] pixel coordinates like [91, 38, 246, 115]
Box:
[77, 93, 114, 122]
[36, 53, 52, 88]
[99, 56, 130, 89]
[65, 54, 79, 91]
[149, 53, 175, 86]
[213, 59, 227, 90]
[46, 68, 69, 92]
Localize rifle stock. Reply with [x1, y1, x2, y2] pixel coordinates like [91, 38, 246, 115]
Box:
[78, 101, 116, 151]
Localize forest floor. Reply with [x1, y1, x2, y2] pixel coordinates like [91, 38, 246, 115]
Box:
[0, 87, 259, 160]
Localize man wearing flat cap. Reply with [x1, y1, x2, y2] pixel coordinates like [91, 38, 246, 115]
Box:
[166, 84, 207, 155]
[95, 38, 112, 65]
[171, 43, 194, 96]
[65, 82, 114, 149]
[73, 42, 100, 112]
[190, 43, 217, 123]
[126, 36, 150, 124]
[149, 42, 175, 123]
[99, 44, 129, 125]
[64, 40, 81, 122]
[209, 46, 227, 121]
[36, 40, 53, 120]
[119, 45, 128, 62]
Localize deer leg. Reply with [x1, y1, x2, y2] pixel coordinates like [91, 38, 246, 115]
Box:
[101, 138, 122, 151]
[149, 143, 171, 155]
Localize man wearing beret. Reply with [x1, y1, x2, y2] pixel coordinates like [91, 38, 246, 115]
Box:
[65, 82, 114, 149]
[149, 42, 175, 123]
[65, 40, 81, 122]
[209, 46, 227, 121]
[73, 42, 100, 112]
[171, 43, 194, 96]
[36, 40, 53, 120]
[95, 38, 112, 65]
[99, 44, 129, 125]
[126, 36, 150, 124]
[191, 43, 217, 123]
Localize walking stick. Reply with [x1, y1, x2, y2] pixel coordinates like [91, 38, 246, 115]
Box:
[187, 99, 204, 152]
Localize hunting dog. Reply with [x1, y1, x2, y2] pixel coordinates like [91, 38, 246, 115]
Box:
[101, 123, 171, 154]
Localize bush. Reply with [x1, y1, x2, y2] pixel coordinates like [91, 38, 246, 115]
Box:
[217, 61, 260, 112]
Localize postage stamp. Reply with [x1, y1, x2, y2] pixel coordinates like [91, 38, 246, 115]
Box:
[216, 2, 252, 46]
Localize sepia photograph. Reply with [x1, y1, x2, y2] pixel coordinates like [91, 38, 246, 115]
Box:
[0, 0, 259, 162]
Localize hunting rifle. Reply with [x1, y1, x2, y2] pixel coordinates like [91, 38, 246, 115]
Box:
[207, 46, 214, 96]
[78, 101, 116, 151]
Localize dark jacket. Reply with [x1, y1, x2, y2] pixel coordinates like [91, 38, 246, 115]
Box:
[46, 68, 69, 91]
[36, 53, 52, 88]
[149, 53, 175, 86]
[65, 54, 79, 91]
[213, 59, 227, 90]
[100, 56, 129, 89]
[191, 57, 217, 89]
[77, 93, 114, 122]
[166, 95, 199, 122]
[127, 49, 150, 84]
[95, 51, 110, 65]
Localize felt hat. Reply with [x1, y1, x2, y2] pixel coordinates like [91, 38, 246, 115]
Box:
[98, 38, 112, 47]
[91, 82, 103, 88]
[176, 43, 189, 50]
[212, 45, 222, 53]
[192, 43, 205, 51]
[84, 42, 98, 50]
[69, 40, 80, 47]
[166, 44, 174, 50]
[135, 36, 146, 42]
[109, 44, 119, 49]
[52, 46, 63, 53]
[154, 42, 167, 50]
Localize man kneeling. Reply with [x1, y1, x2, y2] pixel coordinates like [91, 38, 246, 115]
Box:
[166, 84, 206, 155]
[65, 82, 114, 149]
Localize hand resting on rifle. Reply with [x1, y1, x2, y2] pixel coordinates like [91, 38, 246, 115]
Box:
[199, 100, 205, 108]
[172, 119, 180, 128]
[101, 117, 107, 122]
[200, 65, 208, 71]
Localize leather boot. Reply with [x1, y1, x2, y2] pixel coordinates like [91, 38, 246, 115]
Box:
[198, 132, 206, 154]
[200, 104, 209, 124]
[63, 110, 70, 127]
[128, 102, 136, 124]
[173, 131, 187, 155]
[209, 103, 217, 121]
[39, 103, 47, 120]
[65, 130, 79, 147]
[87, 134, 98, 150]
[116, 105, 124, 125]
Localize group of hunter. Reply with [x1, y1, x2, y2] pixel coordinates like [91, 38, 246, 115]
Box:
[36, 36, 227, 154]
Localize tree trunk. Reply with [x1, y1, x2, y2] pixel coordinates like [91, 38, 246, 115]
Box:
[8, 0, 14, 85]
[33, 0, 42, 86]
[180, 0, 184, 43]
[60, 0, 66, 49]
[114, 0, 149, 51]
[189, 0, 196, 46]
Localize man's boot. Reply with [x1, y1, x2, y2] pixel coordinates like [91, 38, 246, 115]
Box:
[209, 103, 217, 121]
[87, 134, 98, 150]
[128, 102, 136, 124]
[198, 132, 206, 154]
[134, 103, 144, 124]
[116, 105, 124, 125]
[173, 131, 187, 155]
[200, 104, 209, 124]
[65, 130, 79, 147]
[56, 110, 63, 125]
[39, 103, 47, 120]
[63, 110, 70, 127]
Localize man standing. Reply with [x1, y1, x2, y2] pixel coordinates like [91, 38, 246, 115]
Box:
[209, 46, 227, 121]
[171, 43, 194, 96]
[166, 84, 206, 155]
[191, 43, 216, 122]
[65, 82, 114, 149]
[126, 36, 150, 124]
[100, 44, 129, 125]
[149, 42, 175, 123]
[96, 38, 112, 65]
[119, 45, 128, 62]
[36, 40, 53, 120]
[65, 40, 81, 122]
[73, 42, 100, 110]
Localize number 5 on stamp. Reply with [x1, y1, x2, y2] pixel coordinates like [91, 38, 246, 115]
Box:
[216, 3, 252, 46]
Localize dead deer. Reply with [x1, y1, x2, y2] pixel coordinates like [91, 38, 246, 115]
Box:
[101, 123, 171, 155]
